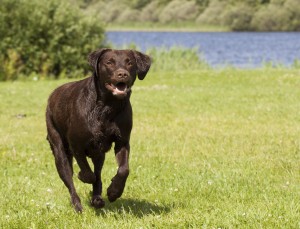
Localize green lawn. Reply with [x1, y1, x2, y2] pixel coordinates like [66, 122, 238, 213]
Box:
[0, 69, 300, 228]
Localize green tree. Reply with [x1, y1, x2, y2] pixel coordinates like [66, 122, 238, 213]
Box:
[0, 0, 105, 80]
[76, 0, 300, 31]
[196, 0, 226, 25]
[124, 0, 152, 9]
[158, 0, 199, 23]
[251, 2, 291, 31]
[223, 3, 255, 30]
[284, 0, 300, 30]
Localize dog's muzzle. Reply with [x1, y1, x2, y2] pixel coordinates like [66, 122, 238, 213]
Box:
[105, 69, 131, 99]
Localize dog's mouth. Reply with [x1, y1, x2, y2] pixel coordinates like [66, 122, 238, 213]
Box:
[105, 82, 131, 99]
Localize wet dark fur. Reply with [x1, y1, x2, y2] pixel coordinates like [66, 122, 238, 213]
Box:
[46, 49, 151, 212]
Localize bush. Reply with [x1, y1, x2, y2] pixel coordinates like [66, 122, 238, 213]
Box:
[140, 1, 163, 22]
[158, 0, 199, 23]
[222, 3, 255, 31]
[284, 0, 300, 30]
[125, 0, 152, 9]
[251, 2, 291, 31]
[0, 0, 105, 80]
[115, 8, 141, 23]
[102, 1, 128, 23]
[196, 0, 226, 25]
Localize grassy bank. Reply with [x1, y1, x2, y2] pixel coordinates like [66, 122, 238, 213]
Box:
[0, 68, 300, 228]
[106, 22, 229, 32]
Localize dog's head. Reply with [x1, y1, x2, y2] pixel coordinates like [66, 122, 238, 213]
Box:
[88, 49, 151, 99]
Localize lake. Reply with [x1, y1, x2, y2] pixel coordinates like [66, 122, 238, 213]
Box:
[106, 31, 300, 68]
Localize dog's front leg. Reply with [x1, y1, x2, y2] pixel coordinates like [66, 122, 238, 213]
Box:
[107, 143, 130, 202]
[91, 153, 106, 208]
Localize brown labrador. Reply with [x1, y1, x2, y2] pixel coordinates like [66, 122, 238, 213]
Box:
[46, 49, 151, 212]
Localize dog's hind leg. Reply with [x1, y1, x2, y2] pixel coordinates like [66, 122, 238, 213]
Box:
[46, 119, 83, 212]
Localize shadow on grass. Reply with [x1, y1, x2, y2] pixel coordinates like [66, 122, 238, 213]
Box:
[91, 198, 170, 218]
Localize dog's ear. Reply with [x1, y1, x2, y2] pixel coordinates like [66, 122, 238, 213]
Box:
[132, 50, 151, 80]
[88, 48, 110, 73]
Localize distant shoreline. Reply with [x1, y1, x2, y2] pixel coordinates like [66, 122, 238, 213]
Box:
[105, 23, 300, 33]
[106, 27, 300, 33]
[106, 28, 226, 33]
[105, 23, 229, 33]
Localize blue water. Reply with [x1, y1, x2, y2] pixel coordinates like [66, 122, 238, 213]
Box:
[106, 31, 300, 68]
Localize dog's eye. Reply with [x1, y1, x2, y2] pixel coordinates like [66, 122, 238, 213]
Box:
[127, 61, 133, 67]
[106, 59, 115, 66]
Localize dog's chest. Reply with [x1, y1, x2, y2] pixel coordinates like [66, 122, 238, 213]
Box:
[85, 106, 122, 154]
[89, 120, 119, 150]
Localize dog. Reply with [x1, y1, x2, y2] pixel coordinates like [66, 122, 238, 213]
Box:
[46, 49, 151, 212]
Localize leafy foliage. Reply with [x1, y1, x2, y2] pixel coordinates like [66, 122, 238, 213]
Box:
[147, 47, 208, 72]
[223, 3, 255, 31]
[251, 0, 300, 31]
[158, 0, 199, 23]
[0, 0, 105, 80]
[82, 0, 300, 31]
[196, 0, 226, 26]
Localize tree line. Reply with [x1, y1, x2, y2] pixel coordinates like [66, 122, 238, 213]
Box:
[80, 0, 300, 31]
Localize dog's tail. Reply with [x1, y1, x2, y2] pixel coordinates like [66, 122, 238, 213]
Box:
[45, 105, 64, 154]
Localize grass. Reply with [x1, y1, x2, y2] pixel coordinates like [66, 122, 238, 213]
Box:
[0, 68, 300, 228]
[106, 22, 229, 32]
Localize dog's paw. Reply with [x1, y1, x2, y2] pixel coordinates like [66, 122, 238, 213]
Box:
[78, 171, 96, 184]
[74, 202, 83, 213]
[107, 178, 126, 202]
[91, 195, 105, 209]
[71, 195, 83, 213]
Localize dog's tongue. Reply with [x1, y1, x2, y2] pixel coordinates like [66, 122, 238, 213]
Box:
[105, 82, 129, 98]
[116, 82, 127, 91]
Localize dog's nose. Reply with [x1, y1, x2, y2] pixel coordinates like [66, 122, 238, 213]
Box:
[116, 70, 129, 79]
